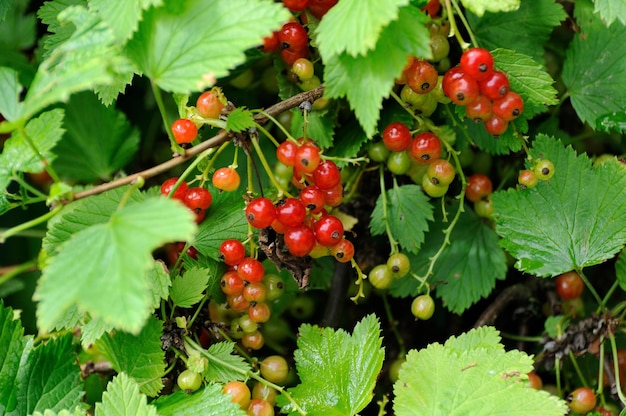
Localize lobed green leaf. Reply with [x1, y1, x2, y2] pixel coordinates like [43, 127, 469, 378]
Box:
[94, 372, 158, 416]
[0, 300, 27, 414]
[0, 66, 22, 121]
[225, 107, 255, 133]
[617, 249, 626, 292]
[153, 383, 246, 416]
[170, 267, 210, 308]
[203, 342, 251, 383]
[460, 0, 520, 17]
[593, 0, 626, 26]
[90, 0, 163, 42]
[290, 109, 335, 149]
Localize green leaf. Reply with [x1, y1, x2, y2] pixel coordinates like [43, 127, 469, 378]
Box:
[94, 372, 158, 416]
[460, 0, 520, 17]
[290, 109, 335, 149]
[323, 6, 430, 137]
[13, 334, 84, 415]
[0, 109, 65, 191]
[35, 197, 197, 334]
[389, 202, 507, 314]
[170, 267, 210, 308]
[80, 315, 115, 348]
[393, 326, 568, 416]
[126, 0, 290, 93]
[468, 0, 566, 64]
[455, 111, 523, 155]
[0, 300, 27, 413]
[491, 49, 559, 119]
[225, 107, 255, 133]
[21, 5, 132, 121]
[52, 92, 139, 182]
[562, 1, 626, 129]
[278, 314, 384, 415]
[97, 316, 165, 397]
[492, 135, 626, 277]
[324, 119, 369, 167]
[596, 111, 626, 134]
[617, 249, 626, 292]
[370, 184, 434, 254]
[0, 0, 36, 51]
[33, 408, 88, 416]
[37, 0, 85, 58]
[315, 0, 408, 57]
[193, 190, 248, 260]
[153, 384, 246, 416]
[90, 0, 163, 42]
[203, 342, 252, 383]
[0, 66, 22, 121]
[147, 260, 171, 309]
[594, 0, 626, 26]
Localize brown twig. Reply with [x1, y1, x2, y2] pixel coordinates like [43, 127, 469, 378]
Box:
[473, 283, 534, 328]
[80, 360, 114, 379]
[72, 86, 325, 201]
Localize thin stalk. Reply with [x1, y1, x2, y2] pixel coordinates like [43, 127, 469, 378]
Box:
[609, 331, 626, 406]
[17, 126, 62, 183]
[382, 293, 406, 357]
[578, 268, 604, 310]
[249, 135, 294, 198]
[0, 204, 63, 243]
[450, 0, 478, 47]
[443, 0, 470, 50]
[151, 81, 184, 155]
[0, 260, 38, 286]
[568, 350, 588, 388]
[378, 164, 399, 255]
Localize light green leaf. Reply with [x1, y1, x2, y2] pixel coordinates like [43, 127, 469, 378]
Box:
[0, 300, 27, 414]
[290, 109, 335, 149]
[491, 49, 559, 119]
[154, 384, 246, 416]
[22, 5, 131, 121]
[35, 197, 196, 334]
[97, 316, 165, 397]
[225, 107, 255, 133]
[394, 326, 567, 416]
[193, 191, 248, 260]
[617, 249, 626, 292]
[90, 0, 163, 42]
[492, 135, 626, 277]
[278, 314, 384, 415]
[37, 0, 85, 57]
[562, 1, 626, 129]
[315, 0, 407, 57]
[0, 66, 22, 121]
[33, 407, 88, 416]
[468, 0, 566, 64]
[170, 267, 210, 308]
[594, 0, 626, 26]
[0, 109, 65, 191]
[370, 184, 434, 254]
[80, 315, 115, 348]
[460, 0, 520, 17]
[389, 202, 507, 314]
[147, 260, 171, 309]
[126, 0, 290, 93]
[52, 92, 139, 182]
[203, 342, 252, 383]
[95, 372, 158, 416]
[323, 6, 430, 137]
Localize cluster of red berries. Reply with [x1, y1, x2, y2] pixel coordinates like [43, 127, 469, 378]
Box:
[281, 0, 337, 18]
[171, 88, 226, 145]
[442, 47, 524, 136]
[160, 177, 212, 224]
[218, 239, 286, 351]
[465, 173, 494, 218]
[262, 21, 309, 67]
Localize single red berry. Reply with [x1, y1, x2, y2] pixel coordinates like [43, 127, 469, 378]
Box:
[246, 197, 276, 229]
[312, 160, 341, 189]
[275, 198, 307, 227]
[492, 91, 524, 121]
[261, 31, 280, 53]
[291, 58, 315, 82]
[243, 282, 268, 304]
[160, 177, 189, 201]
[279, 22, 308, 51]
[518, 169, 538, 189]
[465, 94, 493, 122]
[426, 159, 455, 186]
[408, 132, 442, 164]
[280, 47, 309, 66]
[276, 141, 299, 166]
[465, 173, 493, 202]
[237, 257, 265, 283]
[460, 47, 494, 81]
[294, 143, 322, 174]
[171, 118, 198, 144]
[299, 185, 326, 214]
[284, 224, 316, 257]
[196, 89, 226, 119]
[219, 239, 246, 266]
[421, 0, 441, 17]
[184, 187, 213, 211]
[330, 238, 354, 263]
[322, 183, 343, 207]
[555, 271, 584, 300]
[248, 302, 271, 323]
[313, 214, 344, 247]
[567, 387, 596, 414]
[484, 114, 509, 136]
[223, 380, 251, 409]
[221, 271, 245, 296]
[382, 122, 413, 152]
[282, 0, 310, 12]
[241, 330, 265, 350]
[478, 70, 510, 101]
[212, 167, 241, 192]
[247, 398, 274, 416]
[308, 0, 338, 18]
[444, 74, 479, 106]
[441, 66, 465, 98]
[227, 293, 251, 313]
[406, 59, 439, 94]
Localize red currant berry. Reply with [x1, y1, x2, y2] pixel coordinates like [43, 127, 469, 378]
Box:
[227, 293, 251, 313]
[219, 239, 246, 266]
[248, 302, 271, 323]
[386, 252, 411, 278]
[460, 47, 494, 81]
[252, 382, 278, 406]
[426, 159, 455, 186]
[263, 274, 285, 301]
[484, 115, 509, 136]
[382, 122, 412, 152]
[184, 187, 213, 211]
[261, 31, 280, 53]
[171, 118, 198, 144]
[444, 74, 479, 105]
[246, 197, 276, 229]
[243, 282, 268, 304]
[518, 169, 538, 189]
[387, 151, 412, 175]
[330, 238, 355, 263]
[283, 224, 316, 257]
[422, 175, 449, 198]
[237, 257, 265, 283]
[294, 143, 321, 174]
[533, 159, 555, 180]
[408, 132, 442, 165]
[299, 185, 326, 213]
[279, 22, 308, 51]
[474, 198, 494, 218]
[220, 271, 245, 296]
[308, 0, 338, 18]
[260, 355, 289, 384]
[276, 141, 298, 166]
[161, 177, 189, 200]
[247, 398, 274, 416]
[177, 369, 202, 392]
[465, 173, 493, 202]
[313, 214, 344, 247]
[291, 58, 315, 82]
[196, 89, 226, 119]
[411, 294, 435, 320]
[478, 70, 509, 101]
[241, 330, 265, 350]
[367, 141, 391, 163]
[275, 198, 307, 227]
[567, 387, 596, 414]
[406, 59, 439, 94]
[322, 183, 343, 207]
[465, 94, 493, 122]
[527, 372, 543, 390]
[421, 0, 441, 17]
[282, 0, 309, 12]
[223, 381, 251, 409]
[492, 91, 524, 121]
[441, 66, 465, 96]
[555, 271, 584, 300]
[368, 264, 393, 289]
[280, 47, 309, 66]
[312, 160, 341, 189]
[212, 167, 241, 192]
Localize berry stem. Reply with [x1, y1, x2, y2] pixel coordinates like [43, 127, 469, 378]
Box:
[253, 122, 282, 149]
[17, 126, 62, 184]
[609, 331, 626, 407]
[0, 260, 38, 286]
[567, 350, 589, 388]
[253, 110, 294, 144]
[378, 164, 400, 255]
[12, 173, 48, 200]
[577, 268, 603, 310]
[599, 281, 619, 313]
[349, 258, 368, 303]
[249, 134, 295, 199]
[150, 80, 185, 155]
[443, 0, 471, 50]
[117, 176, 145, 210]
[381, 293, 407, 358]
[0, 204, 63, 243]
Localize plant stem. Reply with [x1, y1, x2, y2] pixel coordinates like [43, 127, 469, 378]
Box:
[382, 293, 406, 357]
[443, 0, 470, 50]
[17, 126, 62, 184]
[0, 260, 38, 286]
[609, 331, 626, 406]
[249, 135, 294, 199]
[378, 165, 399, 255]
[0, 204, 63, 243]
[151, 81, 184, 155]
[577, 268, 604, 310]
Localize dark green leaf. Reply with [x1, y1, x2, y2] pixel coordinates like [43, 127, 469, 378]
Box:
[98, 316, 165, 397]
[0, 300, 27, 413]
[492, 135, 626, 277]
[370, 184, 434, 254]
[562, 1, 626, 129]
[53, 92, 139, 182]
[0, 0, 36, 51]
[324, 119, 369, 167]
[154, 384, 246, 416]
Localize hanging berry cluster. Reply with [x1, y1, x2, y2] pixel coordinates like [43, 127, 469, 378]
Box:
[170, 88, 227, 145]
[160, 177, 212, 224]
[442, 47, 524, 136]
